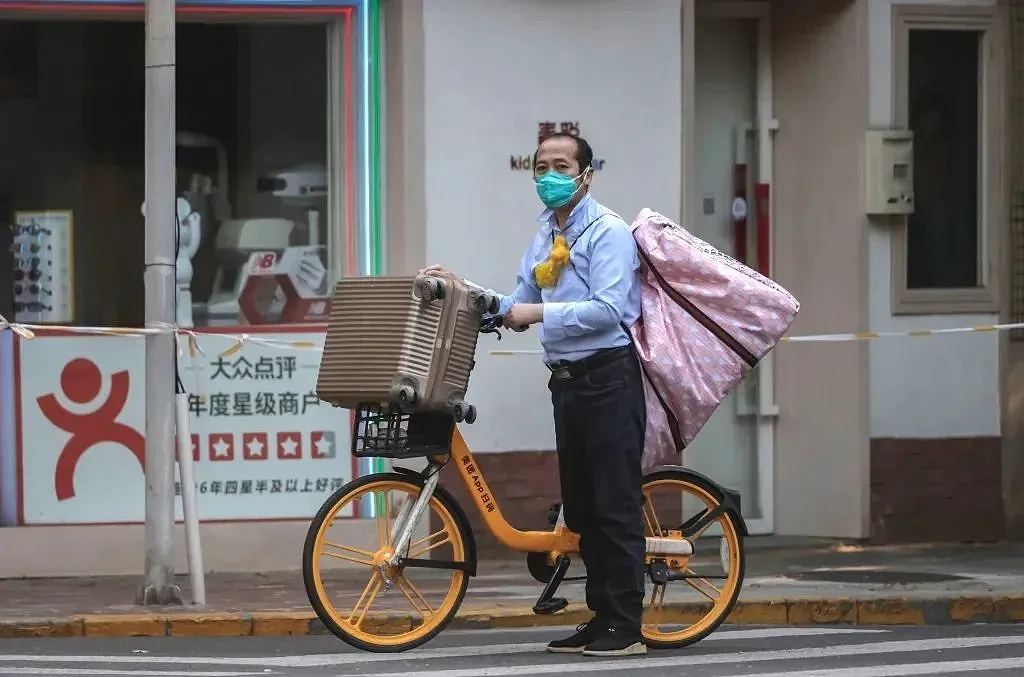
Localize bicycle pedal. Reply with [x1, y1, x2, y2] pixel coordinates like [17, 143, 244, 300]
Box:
[532, 597, 569, 615]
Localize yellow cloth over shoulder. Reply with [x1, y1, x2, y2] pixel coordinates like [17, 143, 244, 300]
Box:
[533, 234, 570, 289]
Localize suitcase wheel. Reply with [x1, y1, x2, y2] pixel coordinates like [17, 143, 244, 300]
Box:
[396, 384, 419, 407]
[416, 276, 446, 302]
[469, 290, 500, 315]
[453, 401, 477, 425]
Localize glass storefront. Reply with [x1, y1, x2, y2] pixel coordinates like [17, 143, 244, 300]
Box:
[0, 1, 380, 529]
[0, 6, 371, 329]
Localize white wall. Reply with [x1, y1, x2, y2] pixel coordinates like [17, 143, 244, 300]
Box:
[771, 0, 872, 539]
[867, 0, 1001, 439]
[422, 0, 682, 452]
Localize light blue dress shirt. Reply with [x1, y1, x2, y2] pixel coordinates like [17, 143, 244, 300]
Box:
[488, 192, 641, 364]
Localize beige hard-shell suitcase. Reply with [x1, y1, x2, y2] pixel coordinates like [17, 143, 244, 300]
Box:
[316, 274, 498, 423]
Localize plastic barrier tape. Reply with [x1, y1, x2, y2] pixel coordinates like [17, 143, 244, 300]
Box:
[2, 315, 1021, 358]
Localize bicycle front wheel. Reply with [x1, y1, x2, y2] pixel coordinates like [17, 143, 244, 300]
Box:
[302, 472, 472, 652]
[640, 468, 747, 649]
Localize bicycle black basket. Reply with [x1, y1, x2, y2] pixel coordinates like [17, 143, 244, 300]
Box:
[350, 402, 456, 459]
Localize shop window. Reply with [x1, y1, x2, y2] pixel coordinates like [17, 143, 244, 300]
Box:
[0, 19, 351, 329]
[891, 6, 1005, 315]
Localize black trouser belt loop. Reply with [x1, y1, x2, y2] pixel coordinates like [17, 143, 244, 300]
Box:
[546, 345, 631, 381]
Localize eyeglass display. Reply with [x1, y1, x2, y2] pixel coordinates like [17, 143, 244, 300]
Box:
[10, 210, 74, 324]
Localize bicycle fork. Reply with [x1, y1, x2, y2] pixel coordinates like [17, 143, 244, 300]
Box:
[382, 462, 443, 589]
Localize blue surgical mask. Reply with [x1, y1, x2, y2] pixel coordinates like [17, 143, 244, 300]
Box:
[534, 169, 588, 209]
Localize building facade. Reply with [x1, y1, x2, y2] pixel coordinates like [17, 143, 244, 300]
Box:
[384, 0, 1019, 555]
[0, 0, 1018, 577]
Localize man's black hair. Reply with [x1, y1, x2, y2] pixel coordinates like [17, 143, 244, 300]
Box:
[534, 133, 594, 171]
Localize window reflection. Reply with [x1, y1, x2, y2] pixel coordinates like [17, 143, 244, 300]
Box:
[0, 20, 336, 328]
[906, 29, 981, 290]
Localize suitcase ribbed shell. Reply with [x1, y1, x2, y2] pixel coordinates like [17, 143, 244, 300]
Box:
[316, 275, 490, 414]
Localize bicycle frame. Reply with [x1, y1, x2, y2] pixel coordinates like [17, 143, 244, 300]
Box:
[385, 428, 579, 569]
[387, 426, 695, 570]
[447, 427, 581, 556]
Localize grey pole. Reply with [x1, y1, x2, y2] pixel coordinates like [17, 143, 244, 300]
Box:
[137, 0, 183, 606]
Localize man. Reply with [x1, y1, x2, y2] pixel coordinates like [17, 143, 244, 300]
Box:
[423, 133, 647, 658]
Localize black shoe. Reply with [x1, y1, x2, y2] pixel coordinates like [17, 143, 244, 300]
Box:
[582, 628, 647, 657]
[546, 621, 607, 654]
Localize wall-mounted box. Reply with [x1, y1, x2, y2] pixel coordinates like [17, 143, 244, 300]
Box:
[864, 129, 914, 216]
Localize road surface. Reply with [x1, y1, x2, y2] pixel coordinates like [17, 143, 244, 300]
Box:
[1, 624, 1022, 676]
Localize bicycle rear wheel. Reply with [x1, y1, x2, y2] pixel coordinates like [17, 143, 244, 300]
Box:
[302, 472, 473, 652]
[640, 468, 746, 649]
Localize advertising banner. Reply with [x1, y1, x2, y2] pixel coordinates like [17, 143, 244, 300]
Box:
[13, 329, 352, 525]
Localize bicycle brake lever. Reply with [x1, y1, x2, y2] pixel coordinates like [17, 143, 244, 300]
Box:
[480, 325, 503, 341]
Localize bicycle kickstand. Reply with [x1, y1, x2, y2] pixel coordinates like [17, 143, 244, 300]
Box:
[532, 554, 571, 615]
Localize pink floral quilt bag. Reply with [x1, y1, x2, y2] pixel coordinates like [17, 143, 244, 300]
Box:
[627, 208, 800, 472]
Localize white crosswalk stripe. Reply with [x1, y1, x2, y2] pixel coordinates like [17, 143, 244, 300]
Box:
[730, 659, 1024, 677]
[444, 626, 888, 640]
[1, 626, 1023, 676]
[365, 634, 1024, 677]
[0, 627, 886, 668]
[0, 667, 260, 671]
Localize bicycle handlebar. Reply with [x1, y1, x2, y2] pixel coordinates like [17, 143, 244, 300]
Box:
[479, 314, 504, 340]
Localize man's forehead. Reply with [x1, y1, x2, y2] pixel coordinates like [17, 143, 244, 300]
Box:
[536, 137, 578, 162]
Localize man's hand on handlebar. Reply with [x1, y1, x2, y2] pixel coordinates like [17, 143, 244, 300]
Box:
[504, 303, 542, 332]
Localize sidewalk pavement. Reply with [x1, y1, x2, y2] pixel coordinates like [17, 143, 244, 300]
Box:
[2, 540, 1023, 638]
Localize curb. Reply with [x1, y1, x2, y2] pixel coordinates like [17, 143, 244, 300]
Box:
[3, 596, 1023, 639]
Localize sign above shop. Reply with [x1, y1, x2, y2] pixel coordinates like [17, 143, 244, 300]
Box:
[509, 120, 607, 173]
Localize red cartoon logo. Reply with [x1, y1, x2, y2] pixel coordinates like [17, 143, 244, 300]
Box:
[37, 358, 145, 502]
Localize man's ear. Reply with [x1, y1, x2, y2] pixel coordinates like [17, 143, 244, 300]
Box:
[581, 166, 594, 187]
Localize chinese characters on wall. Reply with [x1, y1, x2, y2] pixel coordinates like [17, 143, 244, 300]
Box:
[187, 355, 320, 418]
[537, 120, 581, 145]
[173, 343, 350, 515]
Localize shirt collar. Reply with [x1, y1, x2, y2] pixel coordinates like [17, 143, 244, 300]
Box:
[537, 192, 594, 236]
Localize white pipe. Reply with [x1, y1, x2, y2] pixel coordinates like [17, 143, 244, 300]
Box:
[681, 0, 697, 227]
[175, 391, 206, 605]
[754, 8, 778, 534]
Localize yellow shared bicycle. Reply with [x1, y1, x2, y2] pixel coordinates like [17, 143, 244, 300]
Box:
[302, 315, 747, 653]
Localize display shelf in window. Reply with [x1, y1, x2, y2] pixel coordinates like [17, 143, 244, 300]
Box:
[11, 210, 74, 325]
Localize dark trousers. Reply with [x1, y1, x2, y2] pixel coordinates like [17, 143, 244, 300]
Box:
[548, 345, 647, 636]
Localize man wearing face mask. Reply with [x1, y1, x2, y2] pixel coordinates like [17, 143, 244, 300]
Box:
[422, 133, 646, 658]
